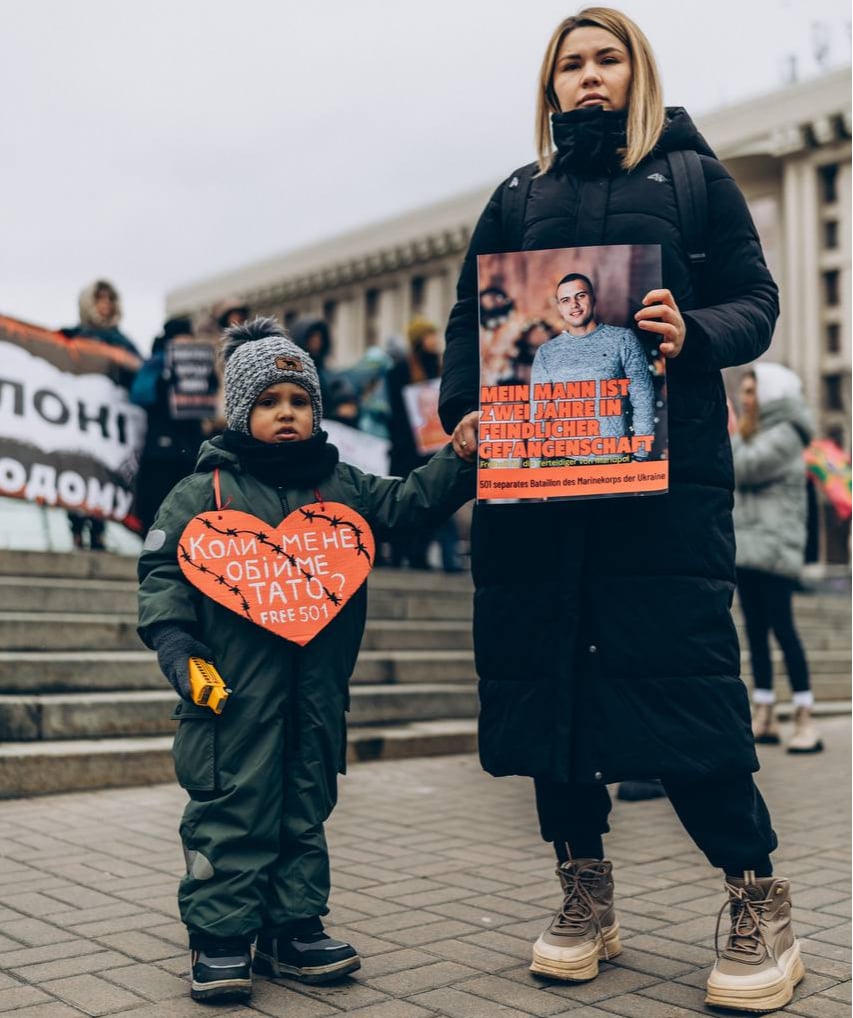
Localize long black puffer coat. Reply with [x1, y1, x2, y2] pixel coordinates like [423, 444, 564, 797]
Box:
[439, 107, 779, 787]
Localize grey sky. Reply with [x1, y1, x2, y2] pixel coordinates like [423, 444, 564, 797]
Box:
[3, 0, 849, 352]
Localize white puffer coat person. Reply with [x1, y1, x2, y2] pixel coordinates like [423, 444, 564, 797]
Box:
[732, 363, 813, 578]
[732, 362, 821, 755]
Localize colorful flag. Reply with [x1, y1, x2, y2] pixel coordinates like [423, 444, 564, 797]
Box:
[804, 439, 852, 521]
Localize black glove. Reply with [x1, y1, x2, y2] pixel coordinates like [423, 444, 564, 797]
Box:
[148, 623, 215, 703]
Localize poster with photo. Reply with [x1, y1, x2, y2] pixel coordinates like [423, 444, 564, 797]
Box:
[166, 337, 219, 420]
[476, 245, 668, 503]
[402, 378, 450, 456]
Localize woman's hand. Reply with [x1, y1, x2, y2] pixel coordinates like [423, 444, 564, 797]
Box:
[726, 398, 738, 437]
[738, 406, 758, 441]
[452, 411, 480, 463]
[635, 289, 685, 359]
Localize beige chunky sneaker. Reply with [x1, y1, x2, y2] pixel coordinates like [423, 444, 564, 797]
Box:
[752, 703, 781, 745]
[786, 706, 824, 754]
[705, 872, 804, 1013]
[530, 858, 621, 981]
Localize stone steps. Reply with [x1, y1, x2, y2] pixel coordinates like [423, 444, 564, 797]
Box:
[0, 648, 478, 692]
[1, 575, 849, 623]
[2, 608, 848, 654]
[0, 576, 473, 621]
[0, 613, 475, 652]
[0, 683, 481, 741]
[0, 546, 847, 798]
[0, 719, 480, 799]
[1, 645, 849, 692]
[0, 704, 844, 800]
[0, 549, 473, 588]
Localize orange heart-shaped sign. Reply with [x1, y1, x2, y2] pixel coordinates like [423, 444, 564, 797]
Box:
[177, 503, 374, 646]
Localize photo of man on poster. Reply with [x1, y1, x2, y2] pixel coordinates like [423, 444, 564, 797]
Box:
[530, 272, 656, 461]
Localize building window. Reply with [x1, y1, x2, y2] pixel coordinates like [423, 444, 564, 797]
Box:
[322, 299, 337, 329]
[410, 276, 425, 315]
[827, 426, 845, 449]
[823, 220, 839, 250]
[818, 163, 839, 204]
[826, 322, 841, 354]
[823, 270, 840, 307]
[823, 374, 844, 411]
[365, 289, 380, 347]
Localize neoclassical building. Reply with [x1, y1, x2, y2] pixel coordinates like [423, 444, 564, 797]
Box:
[167, 68, 851, 556]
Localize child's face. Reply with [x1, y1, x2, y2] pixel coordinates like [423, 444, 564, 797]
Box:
[248, 382, 313, 443]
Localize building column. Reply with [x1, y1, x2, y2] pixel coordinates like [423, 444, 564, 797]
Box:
[423, 273, 447, 332]
[399, 275, 413, 335]
[781, 157, 819, 409]
[377, 286, 401, 347]
[333, 295, 362, 367]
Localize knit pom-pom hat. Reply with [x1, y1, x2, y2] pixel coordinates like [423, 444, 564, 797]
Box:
[222, 316, 323, 435]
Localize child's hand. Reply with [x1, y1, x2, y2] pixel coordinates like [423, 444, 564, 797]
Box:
[150, 624, 215, 703]
[452, 411, 480, 463]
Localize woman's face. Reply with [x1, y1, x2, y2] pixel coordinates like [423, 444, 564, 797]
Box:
[94, 289, 116, 320]
[551, 26, 633, 113]
[419, 331, 441, 356]
[740, 375, 758, 416]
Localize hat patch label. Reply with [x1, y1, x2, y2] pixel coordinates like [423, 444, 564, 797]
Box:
[276, 355, 303, 372]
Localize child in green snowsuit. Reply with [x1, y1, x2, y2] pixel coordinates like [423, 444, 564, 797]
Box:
[137, 317, 474, 1003]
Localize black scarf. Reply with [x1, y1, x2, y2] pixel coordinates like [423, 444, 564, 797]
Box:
[220, 430, 339, 489]
[415, 351, 441, 380]
[551, 107, 628, 178]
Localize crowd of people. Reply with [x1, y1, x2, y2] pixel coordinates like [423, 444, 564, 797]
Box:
[58, 278, 462, 570]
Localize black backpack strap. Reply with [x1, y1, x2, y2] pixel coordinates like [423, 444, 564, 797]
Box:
[499, 163, 536, 252]
[666, 150, 708, 298]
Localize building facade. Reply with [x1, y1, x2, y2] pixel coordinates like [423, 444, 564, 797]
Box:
[167, 69, 851, 561]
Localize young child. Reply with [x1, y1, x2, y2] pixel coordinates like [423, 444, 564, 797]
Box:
[138, 317, 475, 1003]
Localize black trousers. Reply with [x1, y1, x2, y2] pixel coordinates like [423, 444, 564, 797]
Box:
[535, 770, 777, 876]
[736, 567, 810, 694]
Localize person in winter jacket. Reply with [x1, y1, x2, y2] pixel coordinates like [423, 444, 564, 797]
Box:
[131, 317, 212, 533]
[439, 8, 803, 1012]
[61, 279, 141, 549]
[138, 317, 474, 1004]
[388, 317, 462, 571]
[60, 279, 141, 358]
[290, 315, 337, 410]
[213, 297, 250, 331]
[733, 363, 821, 754]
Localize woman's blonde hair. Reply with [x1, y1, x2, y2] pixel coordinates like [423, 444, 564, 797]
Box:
[535, 7, 665, 173]
[406, 316, 439, 382]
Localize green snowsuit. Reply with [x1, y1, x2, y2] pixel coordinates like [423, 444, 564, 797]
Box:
[137, 437, 473, 941]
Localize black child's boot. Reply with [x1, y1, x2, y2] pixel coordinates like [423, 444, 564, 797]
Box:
[253, 917, 360, 984]
[189, 935, 252, 1002]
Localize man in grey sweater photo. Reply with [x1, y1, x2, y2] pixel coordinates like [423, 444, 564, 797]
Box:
[530, 273, 656, 459]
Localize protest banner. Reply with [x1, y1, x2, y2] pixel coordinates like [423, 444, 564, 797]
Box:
[402, 378, 450, 455]
[0, 314, 146, 531]
[178, 502, 375, 645]
[322, 419, 390, 476]
[166, 337, 219, 420]
[476, 245, 668, 502]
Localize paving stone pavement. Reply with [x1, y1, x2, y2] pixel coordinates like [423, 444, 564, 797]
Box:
[0, 717, 848, 1017]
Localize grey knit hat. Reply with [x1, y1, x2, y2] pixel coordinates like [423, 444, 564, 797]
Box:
[222, 316, 323, 435]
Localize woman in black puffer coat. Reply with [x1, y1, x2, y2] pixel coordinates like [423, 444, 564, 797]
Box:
[439, 8, 804, 1011]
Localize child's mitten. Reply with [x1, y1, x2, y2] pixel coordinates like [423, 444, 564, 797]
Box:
[148, 623, 215, 703]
